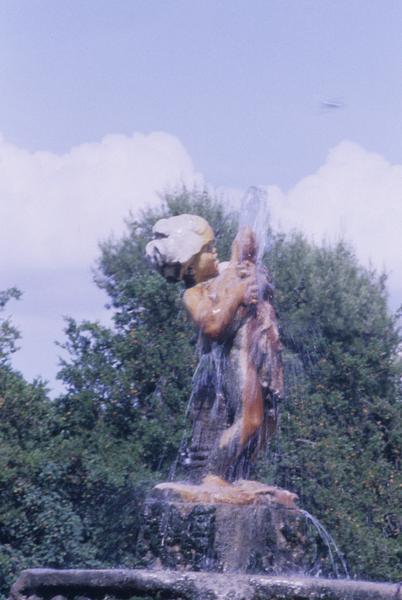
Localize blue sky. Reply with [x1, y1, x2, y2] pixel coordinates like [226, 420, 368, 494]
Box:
[0, 0, 401, 394]
[2, 0, 402, 186]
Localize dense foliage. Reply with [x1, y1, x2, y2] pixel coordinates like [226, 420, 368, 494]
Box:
[0, 190, 401, 597]
[0, 290, 94, 596]
[262, 235, 402, 579]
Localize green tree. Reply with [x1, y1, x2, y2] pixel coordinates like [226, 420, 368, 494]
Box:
[0, 288, 22, 365]
[260, 234, 402, 580]
[0, 291, 94, 599]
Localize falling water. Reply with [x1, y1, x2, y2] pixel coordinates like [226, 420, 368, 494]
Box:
[238, 186, 274, 313]
[168, 336, 227, 481]
[238, 186, 271, 264]
[301, 509, 349, 579]
[237, 191, 350, 580]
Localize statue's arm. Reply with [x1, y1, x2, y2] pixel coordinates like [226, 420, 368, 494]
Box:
[183, 265, 256, 340]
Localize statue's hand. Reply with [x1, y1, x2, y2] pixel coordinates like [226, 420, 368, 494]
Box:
[235, 262, 258, 305]
[244, 281, 259, 305]
[236, 260, 255, 280]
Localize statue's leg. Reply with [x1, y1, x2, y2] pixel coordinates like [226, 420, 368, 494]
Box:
[240, 363, 264, 446]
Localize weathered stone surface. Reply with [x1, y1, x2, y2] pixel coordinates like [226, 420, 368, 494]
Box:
[9, 568, 400, 600]
[135, 488, 323, 576]
[154, 476, 298, 507]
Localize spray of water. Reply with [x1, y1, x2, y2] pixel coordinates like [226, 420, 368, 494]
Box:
[301, 509, 349, 579]
[241, 193, 350, 579]
[238, 186, 271, 264]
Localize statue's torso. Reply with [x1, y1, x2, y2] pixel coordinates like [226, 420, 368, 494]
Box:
[183, 289, 283, 482]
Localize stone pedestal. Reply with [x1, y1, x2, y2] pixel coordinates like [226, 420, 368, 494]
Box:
[135, 477, 320, 575]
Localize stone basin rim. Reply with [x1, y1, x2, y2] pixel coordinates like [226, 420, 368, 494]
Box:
[9, 567, 400, 600]
[145, 496, 301, 510]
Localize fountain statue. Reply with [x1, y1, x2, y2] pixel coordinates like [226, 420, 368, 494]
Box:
[9, 199, 398, 599]
[131, 209, 320, 573]
[145, 213, 284, 484]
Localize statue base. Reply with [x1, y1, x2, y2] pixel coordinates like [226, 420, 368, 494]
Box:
[136, 477, 320, 575]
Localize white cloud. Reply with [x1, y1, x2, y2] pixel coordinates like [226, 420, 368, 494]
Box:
[0, 131, 202, 394]
[0, 131, 202, 269]
[2, 135, 401, 395]
[266, 141, 402, 308]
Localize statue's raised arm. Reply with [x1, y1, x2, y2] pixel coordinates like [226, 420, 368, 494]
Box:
[146, 214, 283, 482]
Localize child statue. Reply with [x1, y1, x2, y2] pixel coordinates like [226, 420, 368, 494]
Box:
[146, 214, 283, 483]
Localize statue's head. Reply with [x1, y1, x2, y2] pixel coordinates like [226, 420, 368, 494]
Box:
[145, 214, 218, 285]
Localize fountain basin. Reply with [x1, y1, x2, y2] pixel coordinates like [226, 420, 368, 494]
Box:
[9, 568, 399, 600]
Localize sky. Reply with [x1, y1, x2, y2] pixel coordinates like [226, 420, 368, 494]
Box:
[0, 0, 401, 395]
